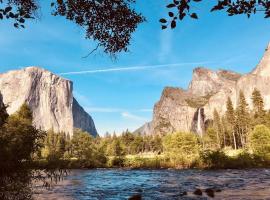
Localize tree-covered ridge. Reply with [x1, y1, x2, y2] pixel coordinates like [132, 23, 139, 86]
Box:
[2, 88, 270, 171]
[205, 88, 270, 150]
[35, 88, 270, 169]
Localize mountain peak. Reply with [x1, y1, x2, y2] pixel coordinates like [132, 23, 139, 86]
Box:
[0, 66, 97, 137]
[252, 43, 270, 76]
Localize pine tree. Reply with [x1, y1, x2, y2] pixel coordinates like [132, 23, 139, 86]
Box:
[235, 91, 250, 148]
[213, 109, 222, 148]
[252, 88, 266, 125]
[0, 100, 8, 127]
[16, 102, 33, 122]
[225, 97, 237, 149]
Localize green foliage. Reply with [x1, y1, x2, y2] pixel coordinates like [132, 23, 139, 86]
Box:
[248, 125, 270, 158]
[0, 100, 8, 127]
[163, 132, 200, 167]
[124, 156, 162, 169]
[213, 109, 222, 148]
[0, 103, 45, 171]
[235, 90, 250, 147]
[200, 150, 229, 168]
[4, 89, 270, 171]
[203, 128, 219, 150]
[225, 97, 237, 149]
[252, 88, 266, 125]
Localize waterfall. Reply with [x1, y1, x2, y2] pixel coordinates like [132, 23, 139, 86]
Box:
[197, 108, 202, 137]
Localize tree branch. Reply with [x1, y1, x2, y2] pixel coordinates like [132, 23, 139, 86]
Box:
[82, 44, 100, 59]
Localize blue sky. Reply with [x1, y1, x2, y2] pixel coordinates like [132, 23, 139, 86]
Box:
[1, 1, 270, 135]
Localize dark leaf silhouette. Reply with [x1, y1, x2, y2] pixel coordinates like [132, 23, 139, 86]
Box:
[161, 0, 270, 29]
[0, 0, 145, 57]
[169, 12, 174, 17]
[167, 3, 176, 8]
[190, 13, 198, 19]
[171, 20, 176, 29]
[159, 18, 167, 23]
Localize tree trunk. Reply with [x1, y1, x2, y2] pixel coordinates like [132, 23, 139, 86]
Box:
[232, 131, 237, 150]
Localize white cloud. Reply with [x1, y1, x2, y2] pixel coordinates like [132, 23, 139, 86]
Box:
[85, 107, 153, 114]
[121, 112, 148, 121]
[138, 108, 153, 112]
[85, 107, 124, 113]
[59, 61, 212, 75]
[73, 91, 92, 105]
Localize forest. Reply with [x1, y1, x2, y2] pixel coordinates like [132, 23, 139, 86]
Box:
[2, 88, 270, 171]
[0, 88, 269, 171]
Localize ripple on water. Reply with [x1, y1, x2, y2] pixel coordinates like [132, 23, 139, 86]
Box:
[34, 169, 270, 200]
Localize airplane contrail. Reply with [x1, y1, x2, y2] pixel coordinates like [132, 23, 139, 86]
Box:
[59, 61, 212, 75]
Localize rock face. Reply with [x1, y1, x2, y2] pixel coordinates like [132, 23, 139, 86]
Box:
[0, 67, 97, 137]
[133, 122, 153, 135]
[73, 98, 98, 137]
[151, 43, 270, 136]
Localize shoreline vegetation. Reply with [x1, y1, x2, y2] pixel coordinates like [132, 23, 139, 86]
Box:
[32, 88, 270, 170]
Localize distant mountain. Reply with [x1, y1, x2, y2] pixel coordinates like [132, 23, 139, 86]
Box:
[147, 43, 270, 135]
[133, 122, 152, 135]
[0, 67, 98, 137]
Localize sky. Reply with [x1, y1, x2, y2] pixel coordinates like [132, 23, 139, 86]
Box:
[1, 1, 270, 135]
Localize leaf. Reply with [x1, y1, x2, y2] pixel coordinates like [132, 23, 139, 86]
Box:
[179, 12, 186, 20]
[51, 2, 55, 7]
[171, 20, 176, 29]
[19, 18, 25, 23]
[166, 3, 176, 8]
[162, 25, 167, 29]
[190, 13, 198, 19]
[159, 18, 167, 23]
[0, 13, 3, 20]
[5, 6, 12, 13]
[14, 23, 19, 28]
[24, 14, 31, 18]
[9, 12, 14, 18]
[168, 12, 174, 17]
[173, 0, 180, 5]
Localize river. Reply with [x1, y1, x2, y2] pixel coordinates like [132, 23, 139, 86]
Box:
[34, 169, 270, 200]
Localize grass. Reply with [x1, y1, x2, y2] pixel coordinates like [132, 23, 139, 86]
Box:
[33, 149, 270, 170]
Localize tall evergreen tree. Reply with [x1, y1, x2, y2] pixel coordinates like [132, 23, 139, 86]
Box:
[0, 100, 8, 128]
[252, 88, 266, 125]
[213, 109, 222, 148]
[16, 102, 33, 123]
[225, 97, 237, 149]
[235, 91, 250, 148]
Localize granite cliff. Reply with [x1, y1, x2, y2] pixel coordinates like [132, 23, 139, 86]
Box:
[150, 43, 270, 136]
[0, 67, 98, 137]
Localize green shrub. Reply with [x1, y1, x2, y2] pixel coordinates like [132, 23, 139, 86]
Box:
[124, 156, 162, 169]
[200, 150, 229, 168]
[163, 132, 200, 168]
[248, 125, 270, 159]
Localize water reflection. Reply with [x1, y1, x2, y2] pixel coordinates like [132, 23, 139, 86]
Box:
[36, 169, 270, 200]
[0, 169, 68, 200]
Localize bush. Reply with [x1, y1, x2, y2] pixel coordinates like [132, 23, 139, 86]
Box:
[163, 132, 200, 168]
[200, 150, 229, 168]
[124, 156, 162, 169]
[248, 125, 270, 159]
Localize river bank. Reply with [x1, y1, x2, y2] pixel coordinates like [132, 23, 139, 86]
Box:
[34, 149, 270, 170]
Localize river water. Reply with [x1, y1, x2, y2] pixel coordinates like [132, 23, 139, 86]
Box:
[34, 169, 270, 200]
